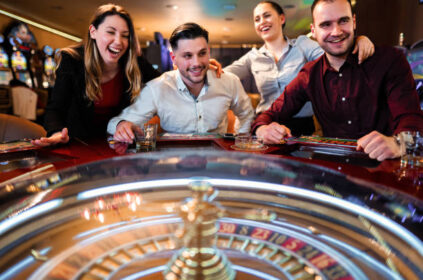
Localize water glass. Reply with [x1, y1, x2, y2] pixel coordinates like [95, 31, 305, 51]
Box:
[398, 131, 423, 168]
[135, 123, 158, 152]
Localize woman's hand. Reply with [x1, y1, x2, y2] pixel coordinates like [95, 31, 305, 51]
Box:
[31, 127, 69, 147]
[209, 59, 223, 78]
[353, 36, 375, 64]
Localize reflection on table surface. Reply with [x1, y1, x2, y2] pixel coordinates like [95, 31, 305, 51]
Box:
[0, 149, 69, 173]
[0, 135, 422, 200]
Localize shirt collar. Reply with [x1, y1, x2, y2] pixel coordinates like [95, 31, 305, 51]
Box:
[258, 36, 293, 57]
[322, 54, 333, 74]
[286, 36, 295, 47]
[204, 70, 211, 87]
[176, 70, 188, 92]
[322, 51, 359, 74]
[175, 69, 209, 93]
[258, 44, 268, 55]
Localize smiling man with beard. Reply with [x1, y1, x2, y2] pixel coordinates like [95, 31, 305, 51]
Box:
[252, 0, 423, 161]
[108, 22, 254, 141]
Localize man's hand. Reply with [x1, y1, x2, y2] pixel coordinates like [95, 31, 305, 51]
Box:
[255, 122, 292, 144]
[31, 127, 69, 147]
[209, 59, 223, 78]
[357, 131, 401, 161]
[114, 121, 141, 143]
[353, 36, 375, 64]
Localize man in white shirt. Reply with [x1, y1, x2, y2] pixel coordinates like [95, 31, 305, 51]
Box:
[108, 22, 254, 142]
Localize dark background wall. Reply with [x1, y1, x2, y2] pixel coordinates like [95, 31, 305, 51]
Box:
[355, 0, 423, 47]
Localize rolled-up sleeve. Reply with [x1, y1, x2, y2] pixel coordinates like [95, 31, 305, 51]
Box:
[107, 85, 157, 134]
[224, 51, 253, 80]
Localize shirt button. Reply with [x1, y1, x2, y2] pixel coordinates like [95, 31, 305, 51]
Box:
[199, 115, 202, 119]
[342, 97, 346, 102]
[347, 120, 352, 124]
[339, 73, 343, 77]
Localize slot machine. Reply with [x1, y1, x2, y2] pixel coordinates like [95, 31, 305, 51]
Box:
[42, 45, 56, 88]
[6, 22, 38, 88]
[0, 34, 13, 113]
[0, 35, 13, 86]
[10, 44, 33, 88]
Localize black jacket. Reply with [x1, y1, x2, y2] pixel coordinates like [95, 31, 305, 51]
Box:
[44, 47, 160, 139]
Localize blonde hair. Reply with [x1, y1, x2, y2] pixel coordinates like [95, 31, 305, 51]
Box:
[59, 4, 141, 102]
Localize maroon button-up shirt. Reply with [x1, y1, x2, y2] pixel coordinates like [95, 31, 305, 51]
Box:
[252, 46, 423, 139]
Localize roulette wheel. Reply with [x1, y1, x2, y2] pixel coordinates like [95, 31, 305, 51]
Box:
[0, 151, 422, 279]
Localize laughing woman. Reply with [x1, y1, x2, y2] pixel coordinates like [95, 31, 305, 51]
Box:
[33, 4, 159, 146]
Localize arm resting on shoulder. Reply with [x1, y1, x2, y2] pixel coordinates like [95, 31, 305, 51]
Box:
[223, 51, 253, 80]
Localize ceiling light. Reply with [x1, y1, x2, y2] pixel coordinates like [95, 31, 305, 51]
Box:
[223, 4, 236, 11]
[0, 9, 81, 42]
[166, 4, 178, 10]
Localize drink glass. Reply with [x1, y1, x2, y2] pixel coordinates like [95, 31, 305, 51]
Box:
[398, 131, 423, 168]
[135, 123, 158, 152]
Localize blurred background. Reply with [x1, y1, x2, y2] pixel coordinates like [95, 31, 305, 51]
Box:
[0, 0, 421, 124]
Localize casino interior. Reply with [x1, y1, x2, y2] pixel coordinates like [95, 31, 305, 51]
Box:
[0, 0, 422, 279]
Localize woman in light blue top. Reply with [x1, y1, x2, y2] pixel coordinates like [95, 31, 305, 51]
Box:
[222, 0, 374, 135]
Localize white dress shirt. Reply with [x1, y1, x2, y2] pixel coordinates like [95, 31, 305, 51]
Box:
[224, 35, 323, 117]
[107, 70, 254, 135]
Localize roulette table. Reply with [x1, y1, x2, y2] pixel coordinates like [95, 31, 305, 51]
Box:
[0, 149, 422, 279]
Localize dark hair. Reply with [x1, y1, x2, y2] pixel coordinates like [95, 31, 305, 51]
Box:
[169, 22, 209, 50]
[311, 0, 353, 20]
[256, 1, 286, 28]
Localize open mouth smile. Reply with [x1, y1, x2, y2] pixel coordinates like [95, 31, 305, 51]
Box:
[260, 26, 271, 33]
[108, 46, 122, 57]
[326, 35, 348, 44]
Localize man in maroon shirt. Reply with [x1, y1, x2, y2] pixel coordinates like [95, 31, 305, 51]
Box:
[252, 0, 423, 161]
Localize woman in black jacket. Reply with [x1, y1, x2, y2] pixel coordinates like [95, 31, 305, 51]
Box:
[33, 4, 159, 146]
